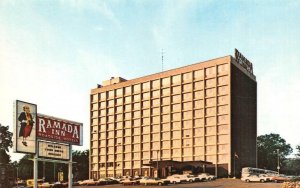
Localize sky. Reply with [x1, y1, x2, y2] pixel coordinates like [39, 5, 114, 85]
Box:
[0, 0, 299, 162]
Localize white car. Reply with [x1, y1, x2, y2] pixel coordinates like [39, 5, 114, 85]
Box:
[139, 178, 169, 186]
[78, 179, 97, 186]
[166, 174, 188, 184]
[198, 173, 216, 181]
[241, 175, 269, 183]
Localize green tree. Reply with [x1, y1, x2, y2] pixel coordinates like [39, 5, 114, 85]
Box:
[0, 124, 13, 164]
[72, 150, 89, 181]
[257, 133, 293, 171]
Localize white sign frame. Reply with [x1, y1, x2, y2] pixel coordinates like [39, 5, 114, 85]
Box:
[38, 140, 70, 160]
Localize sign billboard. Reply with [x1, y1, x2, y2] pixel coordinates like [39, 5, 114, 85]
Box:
[38, 141, 70, 160]
[37, 114, 83, 146]
[13, 100, 37, 154]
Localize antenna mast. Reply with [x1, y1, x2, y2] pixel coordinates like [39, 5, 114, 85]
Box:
[161, 49, 164, 71]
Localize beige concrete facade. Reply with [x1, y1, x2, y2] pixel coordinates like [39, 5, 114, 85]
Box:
[90, 54, 257, 179]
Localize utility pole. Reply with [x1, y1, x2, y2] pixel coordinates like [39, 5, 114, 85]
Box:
[277, 149, 280, 174]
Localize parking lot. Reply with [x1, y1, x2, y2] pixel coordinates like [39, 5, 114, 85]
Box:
[74, 178, 282, 188]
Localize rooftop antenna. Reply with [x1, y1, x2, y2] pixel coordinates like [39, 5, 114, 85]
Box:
[161, 49, 164, 72]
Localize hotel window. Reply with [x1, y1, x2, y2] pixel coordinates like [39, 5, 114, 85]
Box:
[152, 90, 160, 98]
[171, 113, 180, 121]
[206, 126, 215, 135]
[172, 122, 181, 130]
[124, 137, 132, 144]
[162, 77, 170, 87]
[183, 72, 193, 82]
[116, 106, 123, 113]
[142, 100, 150, 108]
[205, 107, 215, 116]
[142, 142, 150, 150]
[124, 104, 131, 112]
[183, 102, 192, 111]
[152, 124, 160, 132]
[100, 124, 106, 131]
[218, 125, 228, 134]
[194, 69, 204, 79]
[162, 114, 170, 122]
[218, 96, 228, 105]
[142, 126, 150, 134]
[194, 109, 204, 118]
[152, 99, 160, 107]
[218, 135, 229, 144]
[218, 144, 228, 153]
[108, 139, 114, 146]
[124, 120, 131, 128]
[133, 119, 140, 126]
[206, 117, 216, 125]
[152, 79, 160, 89]
[133, 153, 140, 160]
[194, 90, 204, 99]
[162, 106, 170, 114]
[142, 118, 150, 125]
[116, 88, 123, 97]
[100, 93, 106, 101]
[116, 145, 122, 152]
[125, 96, 131, 104]
[107, 100, 114, 107]
[205, 88, 215, 97]
[183, 139, 192, 147]
[162, 97, 170, 105]
[162, 150, 170, 157]
[172, 75, 181, 85]
[218, 115, 228, 124]
[143, 92, 150, 100]
[206, 146, 216, 154]
[218, 154, 228, 163]
[151, 142, 160, 150]
[194, 81, 204, 90]
[108, 115, 114, 123]
[100, 102, 106, 109]
[124, 145, 131, 152]
[183, 129, 192, 137]
[152, 133, 160, 141]
[183, 92, 192, 102]
[124, 153, 131, 160]
[218, 86, 228, 95]
[133, 111, 140, 118]
[125, 86, 131, 95]
[218, 105, 228, 114]
[194, 147, 203, 155]
[125, 112, 131, 120]
[133, 127, 140, 135]
[172, 86, 181, 94]
[124, 161, 131, 168]
[116, 154, 122, 161]
[194, 137, 204, 145]
[162, 141, 170, 149]
[100, 109, 106, 116]
[194, 128, 203, 137]
[107, 147, 114, 154]
[205, 67, 216, 77]
[183, 111, 192, 120]
[116, 130, 123, 137]
[142, 82, 150, 91]
[91, 118, 98, 126]
[124, 129, 131, 136]
[162, 132, 170, 140]
[172, 104, 180, 112]
[143, 152, 150, 158]
[152, 116, 160, 124]
[92, 111, 98, 118]
[194, 100, 204, 109]
[152, 107, 160, 115]
[183, 83, 192, 92]
[108, 90, 114, 98]
[172, 130, 181, 138]
[133, 84, 140, 93]
[92, 103, 98, 111]
[206, 98, 216, 107]
[172, 95, 181, 103]
[108, 108, 114, 115]
[133, 136, 140, 143]
[205, 78, 216, 88]
[183, 148, 192, 156]
[183, 120, 192, 129]
[143, 109, 150, 117]
[206, 136, 216, 145]
[218, 76, 229, 85]
[162, 88, 170, 96]
[172, 148, 181, 156]
[172, 140, 181, 148]
[133, 94, 140, 102]
[99, 156, 106, 162]
[108, 131, 114, 138]
[217, 64, 229, 74]
[133, 102, 140, 110]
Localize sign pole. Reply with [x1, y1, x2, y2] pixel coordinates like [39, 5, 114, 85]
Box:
[33, 155, 38, 188]
[68, 145, 72, 188]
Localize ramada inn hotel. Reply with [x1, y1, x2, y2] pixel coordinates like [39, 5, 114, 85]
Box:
[90, 50, 257, 179]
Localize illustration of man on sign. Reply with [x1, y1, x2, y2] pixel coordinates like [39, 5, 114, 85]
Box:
[18, 105, 35, 146]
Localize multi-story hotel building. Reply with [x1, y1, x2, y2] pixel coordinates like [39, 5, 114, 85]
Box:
[90, 50, 257, 179]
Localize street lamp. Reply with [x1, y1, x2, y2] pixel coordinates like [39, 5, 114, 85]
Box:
[276, 149, 280, 174]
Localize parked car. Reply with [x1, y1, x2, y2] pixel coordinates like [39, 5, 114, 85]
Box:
[198, 173, 216, 181]
[166, 175, 187, 184]
[272, 175, 290, 183]
[78, 179, 97, 186]
[186, 175, 200, 182]
[139, 178, 169, 186]
[241, 175, 269, 183]
[122, 178, 138, 186]
[97, 178, 119, 185]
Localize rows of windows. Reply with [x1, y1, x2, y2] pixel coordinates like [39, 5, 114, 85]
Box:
[91, 65, 229, 103]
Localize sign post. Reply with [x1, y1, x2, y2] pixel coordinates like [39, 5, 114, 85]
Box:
[68, 145, 72, 188]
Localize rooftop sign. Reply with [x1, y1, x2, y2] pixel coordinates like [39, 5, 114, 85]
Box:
[234, 49, 253, 74]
